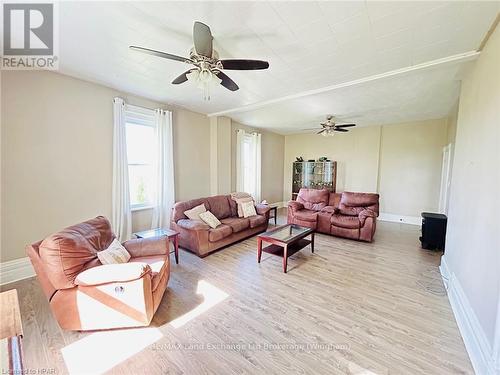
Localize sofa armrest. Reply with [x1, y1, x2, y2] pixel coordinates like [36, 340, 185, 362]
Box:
[176, 219, 210, 231]
[358, 209, 377, 225]
[123, 236, 169, 257]
[321, 206, 338, 214]
[75, 263, 152, 286]
[256, 203, 270, 216]
[288, 201, 304, 212]
[359, 209, 376, 218]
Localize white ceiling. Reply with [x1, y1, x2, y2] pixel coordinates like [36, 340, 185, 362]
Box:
[58, 1, 499, 134]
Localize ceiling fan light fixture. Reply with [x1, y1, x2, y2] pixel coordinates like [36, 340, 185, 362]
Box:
[186, 69, 221, 100]
[321, 128, 335, 137]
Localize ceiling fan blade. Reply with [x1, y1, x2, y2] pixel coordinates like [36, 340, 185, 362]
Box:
[215, 71, 239, 91]
[193, 21, 213, 57]
[219, 59, 269, 70]
[317, 129, 326, 134]
[335, 123, 356, 128]
[333, 128, 349, 132]
[172, 69, 195, 84]
[130, 46, 191, 63]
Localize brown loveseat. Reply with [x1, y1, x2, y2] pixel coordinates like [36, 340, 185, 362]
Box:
[26, 216, 170, 331]
[288, 189, 379, 242]
[171, 195, 270, 257]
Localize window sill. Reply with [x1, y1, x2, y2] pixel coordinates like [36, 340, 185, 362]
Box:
[131, 205, 155, 212]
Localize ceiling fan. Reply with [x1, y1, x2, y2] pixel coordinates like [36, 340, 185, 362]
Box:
[308, 115, 356, 136]
[130, 21, 269, 99]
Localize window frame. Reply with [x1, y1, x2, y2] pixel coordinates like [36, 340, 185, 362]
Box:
[124, 105, 157, 211]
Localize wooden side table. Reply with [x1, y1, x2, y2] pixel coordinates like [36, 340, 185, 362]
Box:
[269, 206, 278, 225]
[134, 228, 180, 264]
[0, 290, 24, 374]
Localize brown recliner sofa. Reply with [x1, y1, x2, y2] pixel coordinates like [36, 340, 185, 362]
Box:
[26, 216, 170, 331]
[171, 194, 270, 257]
[288, 189, 379, 242]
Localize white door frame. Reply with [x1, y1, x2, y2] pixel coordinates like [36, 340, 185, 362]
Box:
[438, 143, 453, 214]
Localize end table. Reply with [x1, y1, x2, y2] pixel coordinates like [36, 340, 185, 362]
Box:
[134, 228, 180, 264]
[269, 205, 278, 225]
[0, 289, 24, 374]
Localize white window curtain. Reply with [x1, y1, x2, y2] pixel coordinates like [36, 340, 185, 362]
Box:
[236, 129, 262, 202]
[151, 109, 175, 228]
[112, 97, 132, 241]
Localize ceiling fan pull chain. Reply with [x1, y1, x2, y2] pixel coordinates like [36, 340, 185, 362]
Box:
[203, 82, 210, 101]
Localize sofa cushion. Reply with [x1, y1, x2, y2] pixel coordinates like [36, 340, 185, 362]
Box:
[338, 207, 364, 216]
[317, 211, 333, 234]
[242, 201, 257, 218]
[74, 262, 151, 287]
[235, 196, 254, 217]
[294, 209, 318, 222]
[320, 206, 337, 213]
[328, 193, 341, 208]
[248, 214, 267, 228]
[297, 188, 329, 211]
[199, 211, 222, 229]
[220, 217, 250, 233]
[176, 219, 210, 231]
[172, 198, 208, 222]
[130, 255, 168, 292]
[339, 192, 380, 216]
[206, 195, 232, 220]
[39, 216, 114, 289]
[331, 214, 361, 229]
[208, 224, 233, 242]
[184, 203, 207, 221]
[97, 238, 131, 265]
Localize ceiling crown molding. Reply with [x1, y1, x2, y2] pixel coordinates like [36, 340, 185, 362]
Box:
[208, 51, 480, 118]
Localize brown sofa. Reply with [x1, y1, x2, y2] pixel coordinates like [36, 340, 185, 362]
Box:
[26, 216, 170, 331]
[171, 195, 270, 257]
[288, 189, 379, 242]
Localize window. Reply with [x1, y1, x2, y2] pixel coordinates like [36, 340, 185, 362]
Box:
[236, 130, 262, 202]
[125, 106, 156, 209]
[242, 135, 255, 195]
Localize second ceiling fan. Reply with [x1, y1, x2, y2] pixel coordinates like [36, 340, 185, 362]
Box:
[309, 116, 356, 136]
[130, 21, 269, 97]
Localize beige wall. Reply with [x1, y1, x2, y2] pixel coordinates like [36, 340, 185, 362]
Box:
[378, 119, 447, 216]
[1, 70, 210, 262]
[284, 119, 447, 217]
[284, 126, 381, 201]
[172, 109, 211, 201]
[230, 121, 285, 204]
[209, 116, 232, 195]
[444, 24, 500, 349]
[446, 101, 459, 145]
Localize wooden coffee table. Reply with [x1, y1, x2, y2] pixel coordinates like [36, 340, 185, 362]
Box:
[257, 224, 315, 273]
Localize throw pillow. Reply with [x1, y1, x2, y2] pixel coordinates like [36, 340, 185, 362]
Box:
[97, 238, 131, 265]
[199, 211, 221, 229]
[241, 201, 257, 218]
[236, 197, 254, 217]
[184, 203, 207, 221]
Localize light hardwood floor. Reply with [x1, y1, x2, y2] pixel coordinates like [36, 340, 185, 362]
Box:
[2, 209, 473, 374]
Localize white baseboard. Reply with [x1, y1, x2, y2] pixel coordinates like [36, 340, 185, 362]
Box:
[440, 256, 496, 375]
[378, 212, 422, 226]
[439, 256, 451, 290]
[0, 257, 35, 286]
